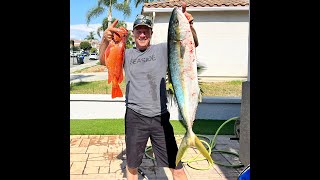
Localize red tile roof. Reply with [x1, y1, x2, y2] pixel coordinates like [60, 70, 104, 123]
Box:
[144, 0, 249, 8]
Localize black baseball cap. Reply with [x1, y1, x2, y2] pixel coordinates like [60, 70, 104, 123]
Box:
[133, 14, 153, 29]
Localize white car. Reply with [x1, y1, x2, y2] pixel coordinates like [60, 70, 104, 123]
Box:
[89, 53, 99, 60]
[70, 51, 79, 57]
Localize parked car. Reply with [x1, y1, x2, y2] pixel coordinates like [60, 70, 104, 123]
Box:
[70, 51, 80, 57]
[89, 53, 99, 60]
[70, 52, 76, 57]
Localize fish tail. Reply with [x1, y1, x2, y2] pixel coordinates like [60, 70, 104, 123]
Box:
[176, 131, 213, 166]
[111, 83, 123, 98]
[194, 133, 213, 165]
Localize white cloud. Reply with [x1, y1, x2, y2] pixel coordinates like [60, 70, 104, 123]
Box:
[70, 24, 102, 41]
[70, 22, 133, 41]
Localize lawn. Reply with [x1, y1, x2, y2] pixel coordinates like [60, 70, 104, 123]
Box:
[70, 119, 236, 135]
[70, 66, 242, 136]
[70, 80, 243, 96]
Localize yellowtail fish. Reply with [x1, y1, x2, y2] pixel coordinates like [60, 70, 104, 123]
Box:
[167, 7, 214, 166]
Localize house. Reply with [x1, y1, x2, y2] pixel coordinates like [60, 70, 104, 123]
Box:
[70, 39, 100, 53]
[70, 39, 81, 47]
[142, 0, 249, 81]
[90, 39, 100, 51]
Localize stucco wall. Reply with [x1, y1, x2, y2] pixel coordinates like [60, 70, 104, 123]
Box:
[145, 10, 249, 78]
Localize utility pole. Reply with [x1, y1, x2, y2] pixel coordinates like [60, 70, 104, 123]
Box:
[71, 40, 77, 65]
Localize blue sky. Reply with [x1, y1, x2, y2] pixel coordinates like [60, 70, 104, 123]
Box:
[70, 0, 143, 40]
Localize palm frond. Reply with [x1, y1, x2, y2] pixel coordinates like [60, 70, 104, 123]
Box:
[96, 26, 104, 38]
[99, 0, 117, 6]
[197, 62, 207, 94]
[114, 3, 131, 18]
[98, 0, 104, 6]
[197, 62, 206, 74]
[86, 6, 105, 25]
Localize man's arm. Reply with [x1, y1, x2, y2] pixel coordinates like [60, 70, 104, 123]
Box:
[181, 2, 199, 47]
[99, 37, 109, 66]
[190, 25, 199, 47]
[99, 20, 119, 65]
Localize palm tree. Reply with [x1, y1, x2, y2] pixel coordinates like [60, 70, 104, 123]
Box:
[85, 31, 97, 41]
[86, 0, 131, 26]
[133, 0, 156, 8]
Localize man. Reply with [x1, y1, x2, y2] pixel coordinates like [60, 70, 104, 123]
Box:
[99, 6, 198, 180]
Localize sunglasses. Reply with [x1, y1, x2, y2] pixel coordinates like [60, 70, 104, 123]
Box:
[133, 15, 153, 28]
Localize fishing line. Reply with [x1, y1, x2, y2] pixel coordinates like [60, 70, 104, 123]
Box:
[143, 117, 244, 171]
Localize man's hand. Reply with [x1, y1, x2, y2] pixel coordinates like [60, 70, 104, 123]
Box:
[102, 20, 119, 43]
[181, 1, 198, 47]
[181, 2, 194, 25]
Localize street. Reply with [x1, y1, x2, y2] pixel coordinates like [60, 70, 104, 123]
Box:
[70, 56, 98, 68]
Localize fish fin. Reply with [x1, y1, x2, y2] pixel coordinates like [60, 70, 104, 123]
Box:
[176, 134, 189, 166]
[176, 131, 214, 166]
[111, 83, 123, 99]
[194, 134, 214, 165]
[166, 71, 178, 107]
[197, 62, 206, 74]
[197, 62, 206, 96]
[166, 82, 177, 107]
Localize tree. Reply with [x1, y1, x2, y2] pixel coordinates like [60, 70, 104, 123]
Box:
[85, 31, 97, 41]
[70, 40, 75, 51]
[126, 32, 134, 49]
[72, 46, 80, 51]
[86, 0, 131, 26]
[80, 41, 92, 51]
[90, 47, 98, 53]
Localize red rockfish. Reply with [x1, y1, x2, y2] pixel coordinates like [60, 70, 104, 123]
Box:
[104, 25, 128, 98]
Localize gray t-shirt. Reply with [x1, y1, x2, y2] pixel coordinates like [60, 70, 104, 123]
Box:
[124, 43, 168, 117]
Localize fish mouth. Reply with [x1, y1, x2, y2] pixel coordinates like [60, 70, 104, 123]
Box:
[169, 8, 189, 41]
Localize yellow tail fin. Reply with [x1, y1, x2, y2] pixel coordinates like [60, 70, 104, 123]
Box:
[176, 131, 213, 166]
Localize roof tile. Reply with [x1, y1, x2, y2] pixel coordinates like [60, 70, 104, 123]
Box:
[144, 0, 249, 8]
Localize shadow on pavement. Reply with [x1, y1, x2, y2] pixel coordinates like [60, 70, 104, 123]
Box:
[70, 74, 95, 81]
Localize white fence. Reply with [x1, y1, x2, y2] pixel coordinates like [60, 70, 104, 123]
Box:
[70, 94, 241, 120]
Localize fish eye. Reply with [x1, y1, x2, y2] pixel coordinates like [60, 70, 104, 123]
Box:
[175, 19, 179, 26]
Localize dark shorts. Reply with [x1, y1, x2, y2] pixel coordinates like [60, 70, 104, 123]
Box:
[125, 107, 183, 169]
